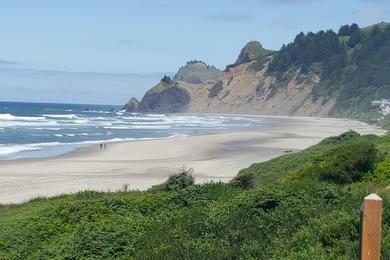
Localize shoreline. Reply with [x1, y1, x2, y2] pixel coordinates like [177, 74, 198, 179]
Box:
[0, 113, 382, 162]
[0, 116, 385, 204]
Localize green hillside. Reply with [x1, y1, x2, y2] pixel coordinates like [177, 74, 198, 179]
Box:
[231, 40, 274, 67]
[1, 131, 390, 259]
[268, 22, 390, 120]
[174, 60, 222, 84]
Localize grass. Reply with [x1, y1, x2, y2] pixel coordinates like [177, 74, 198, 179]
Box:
[0, 131, 390, 259]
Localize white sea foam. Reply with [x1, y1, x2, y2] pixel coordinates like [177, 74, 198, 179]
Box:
[0, 113, 46, 121]
[0, 121, 59, 128]
[91, 117, 106, 120]
[43, 114, 79, 119]
[35, 127, 61, 131]
[104, 125, 171, 129]
[84, 110, 111, 114]
[69, 119, 90, 124]
[0, 145, 41, 155]
[122, 116, 166, 121]
[166, 133, 188, 138]
[0, 141, 66, 156]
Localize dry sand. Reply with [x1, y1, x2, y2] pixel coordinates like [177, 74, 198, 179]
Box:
[0, 116, 384, 204]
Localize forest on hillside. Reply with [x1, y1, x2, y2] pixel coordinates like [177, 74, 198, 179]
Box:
[269, 23, 390, 119]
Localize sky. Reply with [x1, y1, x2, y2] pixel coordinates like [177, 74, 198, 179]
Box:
[0, 0, 389, 105]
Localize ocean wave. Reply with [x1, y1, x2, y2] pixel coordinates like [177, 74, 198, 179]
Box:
[83, 110, 111, 114]
[144, 113, 166, 117]
[166, 133, 188, 138]
[104, 125, 171, 129]
[0, 113, 46, 121]
[0, 121, 59, 128]
[69, 119, 90, 124]
[128, 121, 171, 126]
[90, 117, 106, 120]
[35, 127, 61, 131]
[122, 116, 167, 121]
[0, 141, 65, 156]
[0, 132, 188, 158]
[0, 145, 41, 155]
[44, 108, 75, 112]
[42, 114, 79, 119]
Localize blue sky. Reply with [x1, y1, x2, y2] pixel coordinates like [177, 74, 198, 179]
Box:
[0, 0, 389, 104]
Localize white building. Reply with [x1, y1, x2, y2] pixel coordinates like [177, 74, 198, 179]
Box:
[380, 99, 390, 116]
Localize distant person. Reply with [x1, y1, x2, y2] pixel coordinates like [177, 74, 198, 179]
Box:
[100, 143, 103, 150]
[104, 143, 107, 149]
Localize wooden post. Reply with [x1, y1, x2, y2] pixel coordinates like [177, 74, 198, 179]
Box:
[360, 193, 382, 260]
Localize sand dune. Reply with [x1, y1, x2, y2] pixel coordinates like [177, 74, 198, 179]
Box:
[0, 116, 384, 204]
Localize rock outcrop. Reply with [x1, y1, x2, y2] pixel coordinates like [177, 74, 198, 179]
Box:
[123, 97, 141, 112]
[127, 79, 191, 113]
[233, 41, 274, 65]
[174, 60, 221, 84]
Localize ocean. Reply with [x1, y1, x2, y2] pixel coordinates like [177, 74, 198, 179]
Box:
[0, 101, 274, 160]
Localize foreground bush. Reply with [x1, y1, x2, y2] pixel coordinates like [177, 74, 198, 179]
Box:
[317, 141, 378, 184]
[151, 167, 195, 192]
[165, 168, 195, 191]
[230, 171, 255, 189]
[365, 158, 390, 184]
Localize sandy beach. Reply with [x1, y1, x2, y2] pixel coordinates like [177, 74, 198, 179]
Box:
[0, 116, 384, 204]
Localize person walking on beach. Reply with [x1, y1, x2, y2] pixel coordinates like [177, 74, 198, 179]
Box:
[100, 143, 103, 150]
[104, 143, 107, 149]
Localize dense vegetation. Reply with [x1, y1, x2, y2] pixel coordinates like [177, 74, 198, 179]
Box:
[268, 22, 390, 120]
[174, 60, 222, 84]
[1, 131, 390, 259]
[228, 40, 274, 69]
[268, 30, 344, 74]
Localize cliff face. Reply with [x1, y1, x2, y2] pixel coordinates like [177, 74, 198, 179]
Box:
[123, 97, 141, 112]
[124, 58, 333, 116]
[176, 59, 333, 116]
[124, 79, 191, 113]
[124, 22, 390, 119]
[140, 81, 191, 113]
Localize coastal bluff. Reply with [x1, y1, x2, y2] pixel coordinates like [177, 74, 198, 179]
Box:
[124, 23, 390, 124]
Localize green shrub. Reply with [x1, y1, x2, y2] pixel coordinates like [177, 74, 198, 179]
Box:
[230, 171, 255, 189]
[364, 158, 390, 184]
[317, 142, 378, 184]
[319, 130, 361, 145]
[164, 168, 195, 191]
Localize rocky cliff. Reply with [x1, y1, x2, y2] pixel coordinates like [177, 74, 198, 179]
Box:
[124, 58, 331, 116]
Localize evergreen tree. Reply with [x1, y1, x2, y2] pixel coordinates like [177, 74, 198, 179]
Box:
[347, 23, 362, 48]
